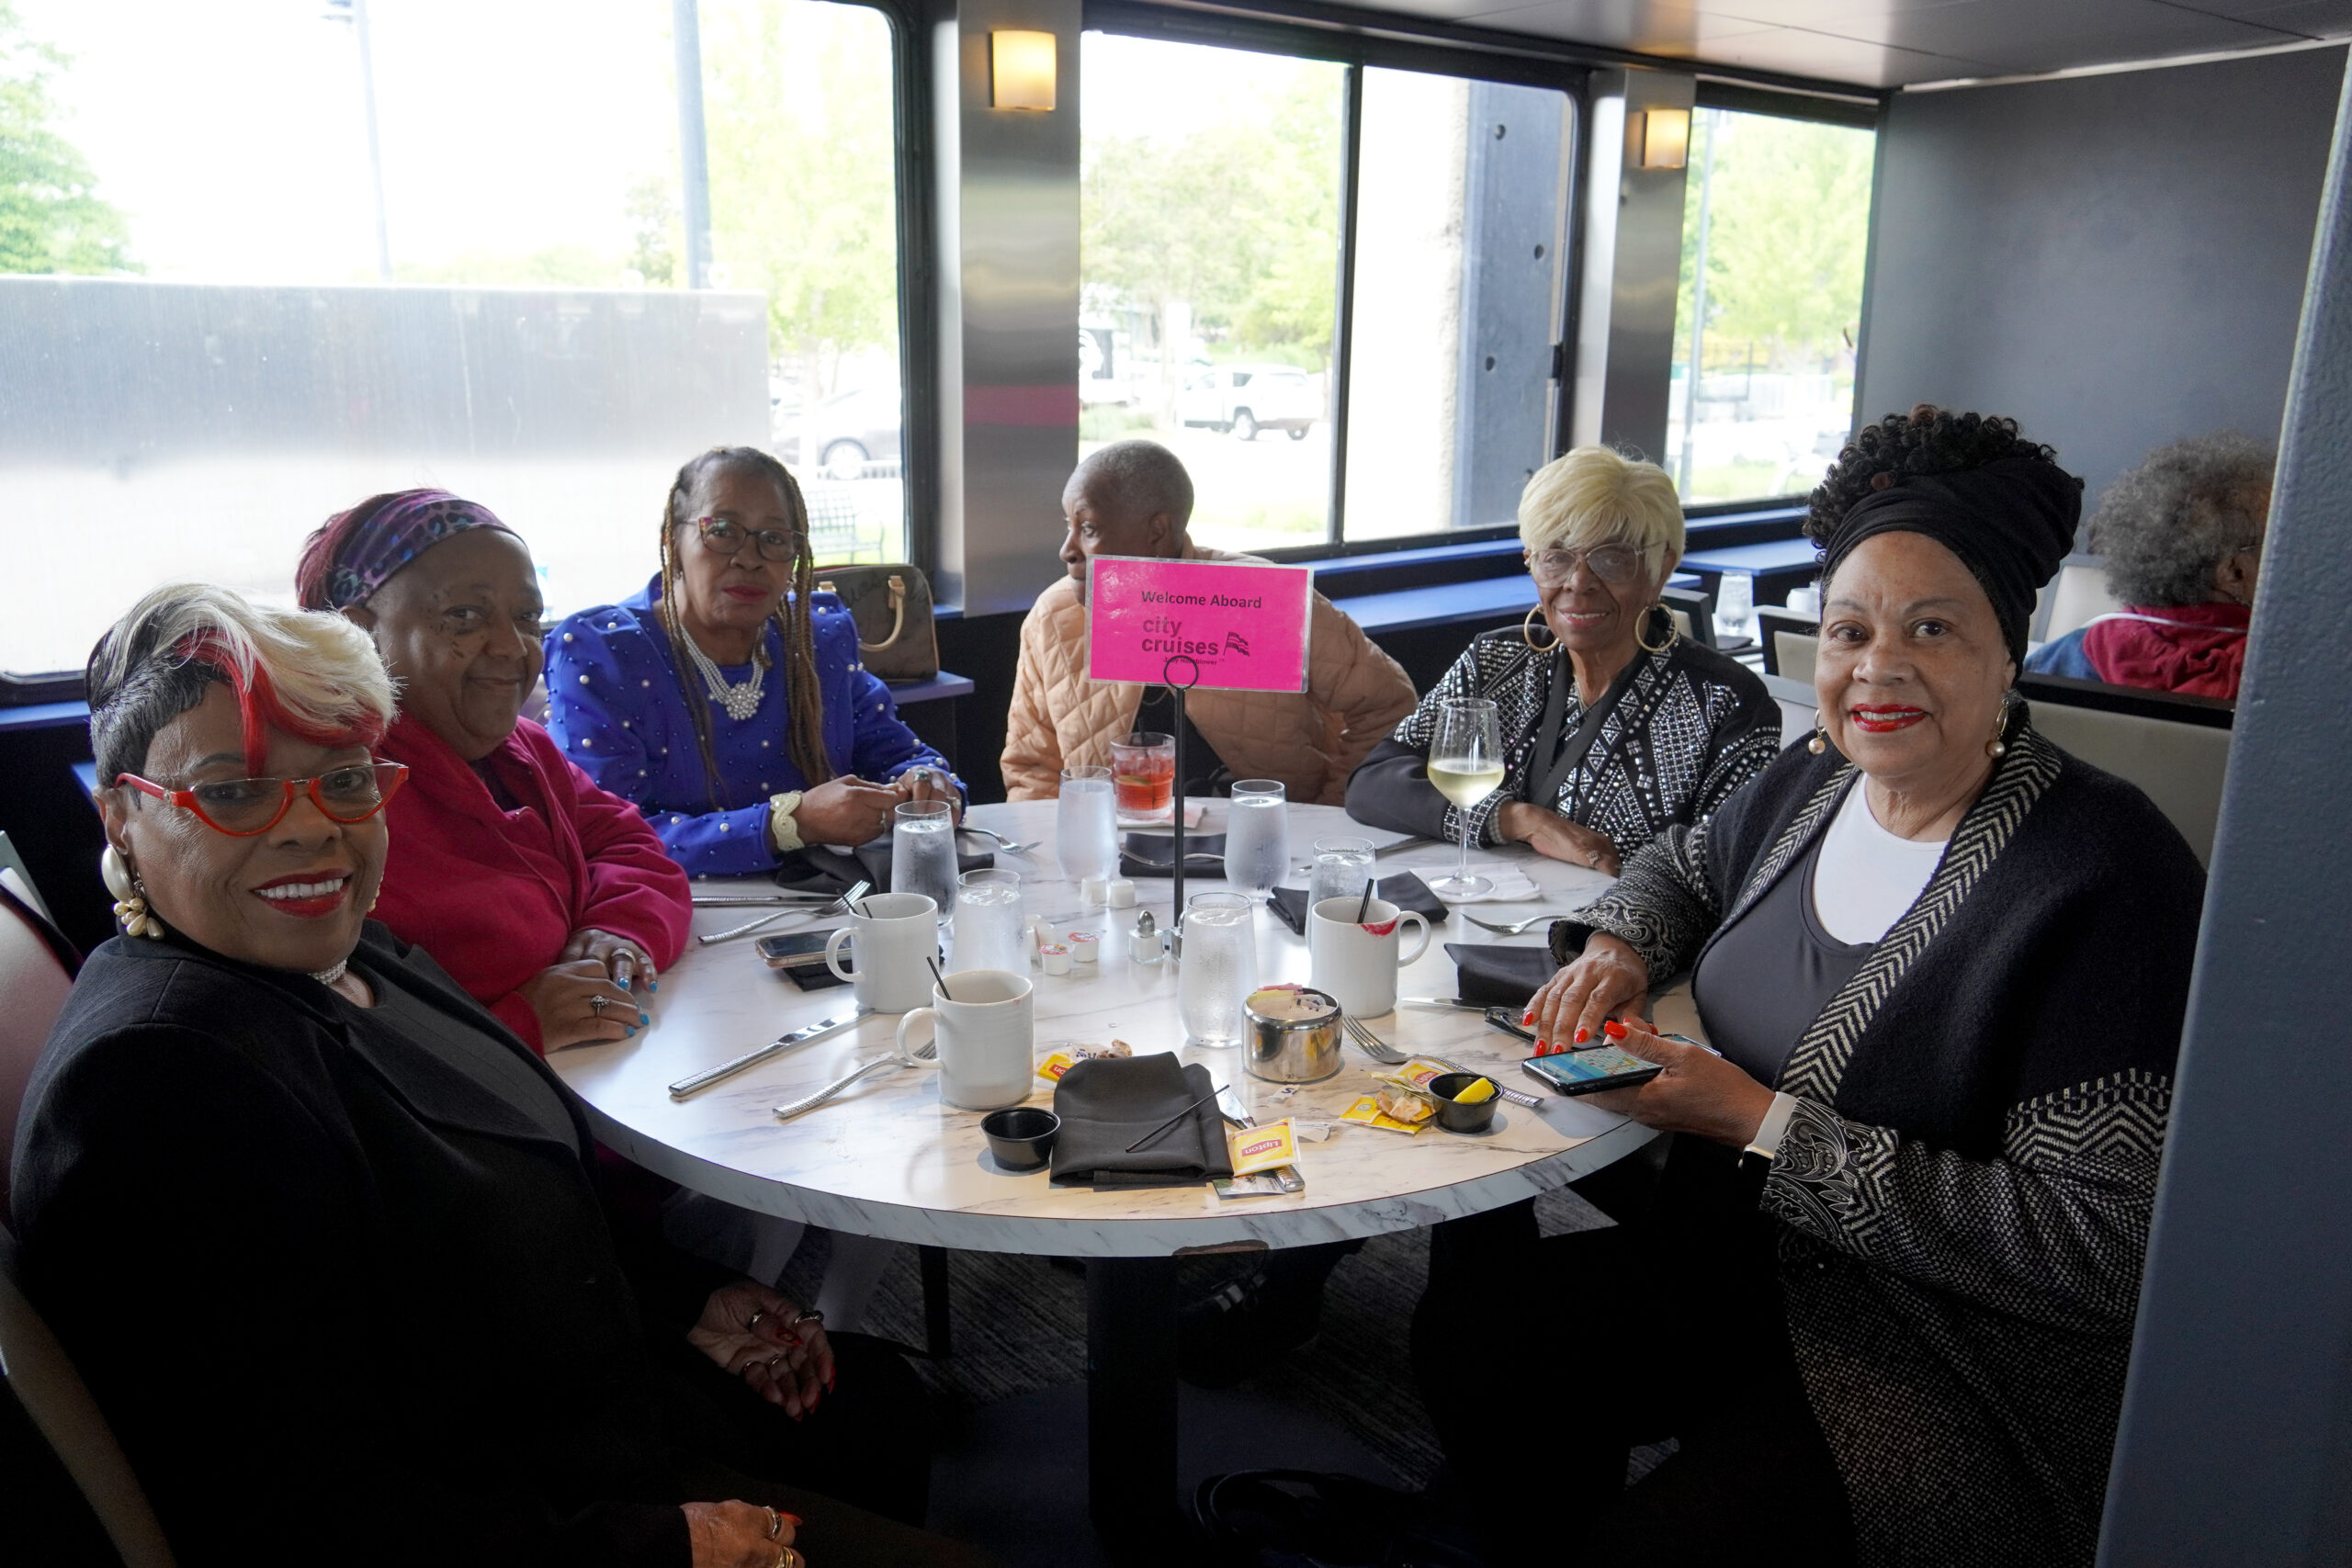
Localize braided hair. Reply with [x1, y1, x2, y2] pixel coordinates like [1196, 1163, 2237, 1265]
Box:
[658, 447, 832, 810]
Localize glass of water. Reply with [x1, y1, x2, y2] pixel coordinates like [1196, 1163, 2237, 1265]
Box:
[891, 799, 959, 920]
[1222, 780, 1289, 903]
[1057, 764, 1118, 886]
[1179, 891, 1257, 1048]
[951, 867, 1025, 975]
[1310, 835, 1376, 909]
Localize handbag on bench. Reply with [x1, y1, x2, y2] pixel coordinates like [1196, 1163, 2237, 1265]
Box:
[814, 564, 940, 682]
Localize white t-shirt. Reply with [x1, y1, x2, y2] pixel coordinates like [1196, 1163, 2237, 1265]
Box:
[1811, 784, 1948, 945]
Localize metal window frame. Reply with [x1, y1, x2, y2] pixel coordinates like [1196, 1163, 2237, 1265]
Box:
[1083, 0, 1594, 558]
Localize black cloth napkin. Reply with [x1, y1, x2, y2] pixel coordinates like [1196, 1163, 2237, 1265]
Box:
[1118, 832, 1227, 880]
[774, 840, 993, 897]
[1270, 872, 1449, 936]
[1444, 942, 1560, 1008]
[1049, 1053, 1233, 1188]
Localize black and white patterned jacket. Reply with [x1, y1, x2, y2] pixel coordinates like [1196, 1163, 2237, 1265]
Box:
[1552, 716, 2206, 1567]
[1345, 628, 1780, 858]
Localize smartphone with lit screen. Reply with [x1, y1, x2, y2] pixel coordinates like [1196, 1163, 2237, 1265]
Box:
[1521, 1046, 1663, 1097]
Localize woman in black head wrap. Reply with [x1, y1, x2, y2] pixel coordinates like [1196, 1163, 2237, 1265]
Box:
[1416, 408, 2208, 1567]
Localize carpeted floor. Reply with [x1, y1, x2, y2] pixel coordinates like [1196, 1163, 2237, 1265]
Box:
[779, 1187, 1616, 1494]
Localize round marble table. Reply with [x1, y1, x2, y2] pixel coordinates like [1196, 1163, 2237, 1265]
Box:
[548, 798, 1648, 1549]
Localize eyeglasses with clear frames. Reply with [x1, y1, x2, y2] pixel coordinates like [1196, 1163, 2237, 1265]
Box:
[115, 761, 410, 838]
[693, 515, 799, 564]
[1527, 543, 1646, 587]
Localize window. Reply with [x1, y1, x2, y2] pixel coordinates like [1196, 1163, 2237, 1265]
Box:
[1080, 31, 1574, 555]
[1080, 33, 1344, 548]
[1665, 106, 1875, 507]
[0, 0, 908, 678]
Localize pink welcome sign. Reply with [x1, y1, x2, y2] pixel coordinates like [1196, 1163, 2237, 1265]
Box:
[1086, 556, 1314, 694]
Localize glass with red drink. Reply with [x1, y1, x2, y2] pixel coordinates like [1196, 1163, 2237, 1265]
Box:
[1111, 731, 1175, 823]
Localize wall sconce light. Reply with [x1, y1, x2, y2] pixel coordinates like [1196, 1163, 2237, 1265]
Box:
[990, 30, 1057, 111]
[1639, 107, 1691, 170]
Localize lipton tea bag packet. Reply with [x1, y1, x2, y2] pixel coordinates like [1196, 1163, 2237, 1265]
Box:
[1036, 1042, 1132, 1082]
[1380, 1058, 1455, 1092]
[1227, 1118, 1301, 1177]
[1340, 1096, 1426, 1134]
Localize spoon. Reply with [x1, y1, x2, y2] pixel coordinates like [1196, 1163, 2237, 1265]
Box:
[773, 1035, 938, 1121]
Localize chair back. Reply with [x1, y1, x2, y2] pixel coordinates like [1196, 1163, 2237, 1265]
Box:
[2041, 555, 2126, 642]
[0, 1225, 177, 1567]
[0, 885, 76, 1218]
[0, 834, 52, 926]
[1774, 631, 1818, 683]
[2019, 676, 2233, 864]
[1760, 673, 1820, 748]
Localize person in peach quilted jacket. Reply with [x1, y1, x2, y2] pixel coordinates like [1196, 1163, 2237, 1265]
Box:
[1001, 441, 1416, 806]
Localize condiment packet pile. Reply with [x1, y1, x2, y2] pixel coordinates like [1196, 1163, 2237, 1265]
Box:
[1035, 1040, 1133, 1082]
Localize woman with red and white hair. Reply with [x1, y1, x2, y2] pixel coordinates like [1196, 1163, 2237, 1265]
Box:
[13, 583, 964, 1567]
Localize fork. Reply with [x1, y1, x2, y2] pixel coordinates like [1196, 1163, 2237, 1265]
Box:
[1341, 1015, 1543, 1110]
[774, 1035, 938, 1121]
[700, 878, 872, 945]
[1463, 911, 1553, 937]
[956, 825, 1041, 857]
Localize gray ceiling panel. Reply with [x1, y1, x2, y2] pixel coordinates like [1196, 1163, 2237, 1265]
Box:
[1337, 0, 2348, 85]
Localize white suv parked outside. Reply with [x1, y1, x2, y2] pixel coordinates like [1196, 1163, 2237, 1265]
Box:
[1175, 364, 1319, 441]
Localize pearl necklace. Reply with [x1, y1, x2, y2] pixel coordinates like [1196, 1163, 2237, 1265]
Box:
[674, 614, 768, 722]
[311, 960, 348, 987]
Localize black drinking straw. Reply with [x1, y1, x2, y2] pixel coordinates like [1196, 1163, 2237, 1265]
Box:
[1126, 1089, 1221, 1153]
[928, 954, 956, 1001]
[1355, 877, 1376, 923]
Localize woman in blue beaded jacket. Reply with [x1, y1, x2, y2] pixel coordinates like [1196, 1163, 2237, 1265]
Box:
[546, 446, 961, 878]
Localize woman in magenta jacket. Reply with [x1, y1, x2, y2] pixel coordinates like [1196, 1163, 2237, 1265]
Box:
[296, 489, 689, 1053]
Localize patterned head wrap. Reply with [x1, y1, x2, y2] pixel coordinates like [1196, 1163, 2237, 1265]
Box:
[296, 490, 515, 612]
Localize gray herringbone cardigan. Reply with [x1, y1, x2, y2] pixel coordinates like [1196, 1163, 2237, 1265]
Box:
[1554, 716, 2204, 1567]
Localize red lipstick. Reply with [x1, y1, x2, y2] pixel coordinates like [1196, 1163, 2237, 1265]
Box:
[1849, 705, 1927, 734]
[251, 870, 353, 920]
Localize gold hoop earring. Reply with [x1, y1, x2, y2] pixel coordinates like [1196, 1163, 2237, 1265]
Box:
[1986, 692, 2015, 759]
[1806, 714, 1828, 756]
[1634, 602, 1678, 655]
[1520, 606, 1558, 653]
[100, 844, 164, 940]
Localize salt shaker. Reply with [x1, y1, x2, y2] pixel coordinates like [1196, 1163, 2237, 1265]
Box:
[1128, 909, 1163, 964]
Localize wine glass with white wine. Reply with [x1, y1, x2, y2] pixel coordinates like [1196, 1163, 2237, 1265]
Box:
[1429, 698, 1504, 898]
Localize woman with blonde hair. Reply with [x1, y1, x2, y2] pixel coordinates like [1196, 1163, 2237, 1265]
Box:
[1346, 446, 1777, 875]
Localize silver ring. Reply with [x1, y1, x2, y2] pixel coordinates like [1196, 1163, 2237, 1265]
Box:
[764, 1506, 783, 1540]
[794, 1308, 823, 1327]
[746, 1310, 767, 1332]
[588, 995, 609, 1016]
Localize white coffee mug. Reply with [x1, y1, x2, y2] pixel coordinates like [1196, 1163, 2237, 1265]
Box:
[823, 892, 940, 1014]
[896, 969, 1036, 1111]
[1307, 896, 1431, 1017]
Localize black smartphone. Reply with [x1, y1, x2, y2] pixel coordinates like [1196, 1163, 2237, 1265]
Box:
[755, 929, 840, 969]
[1484, 1008, 1535, 1043]
[1521, 1047, 1664, 1097]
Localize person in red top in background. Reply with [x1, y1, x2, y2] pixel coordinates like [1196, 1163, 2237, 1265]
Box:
[295, 490, 690, 1053]
[2026, 433, 2271, 701]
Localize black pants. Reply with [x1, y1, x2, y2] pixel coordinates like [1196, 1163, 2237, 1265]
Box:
[656, 1331, 992, 1567]
[1412, 1150, 1855, 1567]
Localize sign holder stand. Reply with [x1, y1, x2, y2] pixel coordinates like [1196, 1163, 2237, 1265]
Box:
[1162, 655, 1199, 925]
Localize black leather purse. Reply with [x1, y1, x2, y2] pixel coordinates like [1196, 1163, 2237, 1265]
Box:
[814, 565, 940, 682]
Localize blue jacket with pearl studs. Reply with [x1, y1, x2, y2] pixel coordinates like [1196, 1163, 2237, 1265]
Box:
[544, 574, 959, 877]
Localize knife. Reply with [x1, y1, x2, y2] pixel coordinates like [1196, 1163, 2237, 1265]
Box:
[1398, 996, 1487, 1010]
[1372, 837, 1434, 858]
[668, 1010, 865, 1100]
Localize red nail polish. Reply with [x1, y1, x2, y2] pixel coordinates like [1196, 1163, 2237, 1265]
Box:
[784, 1515, 804, 1527]
[1574, 1027, 1589, 1043]
[1604, 1020, 1627, 1041]
[1521, 1010, 1533, 1024]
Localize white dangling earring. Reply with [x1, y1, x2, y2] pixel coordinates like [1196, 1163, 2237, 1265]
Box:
[100, 845, 164, 940]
